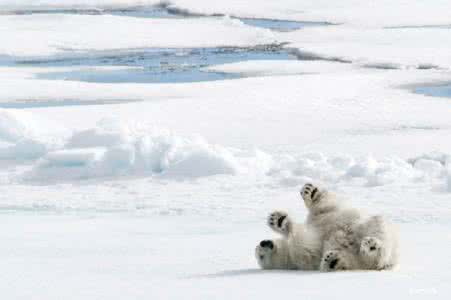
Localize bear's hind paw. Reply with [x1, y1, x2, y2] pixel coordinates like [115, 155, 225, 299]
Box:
[320, 250, 349, 272]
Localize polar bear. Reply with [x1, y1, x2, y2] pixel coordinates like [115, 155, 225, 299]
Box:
[255, 183, 399, 271]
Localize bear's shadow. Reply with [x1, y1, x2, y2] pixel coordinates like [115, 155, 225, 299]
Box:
[191, 269, 321, 278]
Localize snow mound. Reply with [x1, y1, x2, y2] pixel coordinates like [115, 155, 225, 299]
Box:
[66, 128, 130, 149]
[412, 159, 444, 178]
[272, 154, 421, 188]
[0, 139, 48, 160]
[23, 119, 242, 182]
[0, 109, 62, 160]
[0, 109, 39, 143]
[2, 110, 451, 188]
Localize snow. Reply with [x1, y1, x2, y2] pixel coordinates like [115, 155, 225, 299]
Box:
[0, 14, 275, 57]
[203, 60, 352, 77]
[22, 123, 243, 182]
[284, 26, 451, 69]
[2, 0, 451, 299]
[0, 109, 449, 194]
[0, 0, 162, 11]
[0, 109, 37, 142]
[166, 0, 451, 27]
[4, 0, 450, 27]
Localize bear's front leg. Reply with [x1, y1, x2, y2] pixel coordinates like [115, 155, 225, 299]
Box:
[267, 211, 293, 237]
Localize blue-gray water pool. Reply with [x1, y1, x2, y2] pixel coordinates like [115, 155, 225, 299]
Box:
[16, 46, 297, 84]
[414, 84, 451, 99]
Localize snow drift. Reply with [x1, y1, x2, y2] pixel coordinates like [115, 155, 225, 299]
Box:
[23, 122, 242, 181]
[0, 109, 449, 188]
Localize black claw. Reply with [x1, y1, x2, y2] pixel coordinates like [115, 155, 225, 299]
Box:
[260, 240, 274, 249]
[277, 215, 286, 227]
[311, 187, 318, 200]
[329, 259, 339, 269]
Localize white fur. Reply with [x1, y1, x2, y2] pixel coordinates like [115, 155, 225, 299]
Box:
[255, 183, 399, 272]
